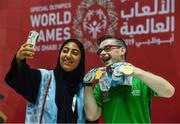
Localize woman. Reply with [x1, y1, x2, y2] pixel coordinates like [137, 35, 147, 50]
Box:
[5, 39, 86, 123]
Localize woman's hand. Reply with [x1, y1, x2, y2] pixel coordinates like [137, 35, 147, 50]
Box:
[16, 42, 35, 60]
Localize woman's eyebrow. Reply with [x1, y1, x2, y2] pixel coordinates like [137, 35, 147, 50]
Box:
[72, 49, 80, 52]
[63, 46, 69, 49]
[63, 47, 80, 52]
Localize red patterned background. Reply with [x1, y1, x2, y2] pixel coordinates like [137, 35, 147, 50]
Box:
[0, 0, 179, 122]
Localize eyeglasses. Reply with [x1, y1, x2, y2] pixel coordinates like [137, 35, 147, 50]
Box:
[97, 45, 122, 54]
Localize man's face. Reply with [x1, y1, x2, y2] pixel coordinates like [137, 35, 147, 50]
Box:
[60, 42, 81, 72]
[98, 39, 125, 66]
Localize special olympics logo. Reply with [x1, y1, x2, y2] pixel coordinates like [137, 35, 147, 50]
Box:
[83, 9, 107, 39]
[73, 0, 118, 52]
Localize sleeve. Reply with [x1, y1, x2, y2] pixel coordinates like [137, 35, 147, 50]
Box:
[133, 76, 157, 100]
[138, 78, 157, 100]
[93, 84, 103, 107]
[147, 86, 157, 100]
[4, 56, 41, 104]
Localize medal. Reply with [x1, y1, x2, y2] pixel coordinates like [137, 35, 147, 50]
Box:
[112, 62, 124, 77]
[95, 70, 104, 79]
[112, 73, 121, 81]
[113, 66, 123, 77]
[83, 69, 96, 83]
[120, 63, 134, 75]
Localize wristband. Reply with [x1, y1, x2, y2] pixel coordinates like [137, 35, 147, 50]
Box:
[83, 83, 93, 87]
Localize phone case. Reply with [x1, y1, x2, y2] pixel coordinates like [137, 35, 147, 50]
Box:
[27, 30, 39, 48]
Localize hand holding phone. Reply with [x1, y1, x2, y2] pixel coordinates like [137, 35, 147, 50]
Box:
[16, 31, 39, 60]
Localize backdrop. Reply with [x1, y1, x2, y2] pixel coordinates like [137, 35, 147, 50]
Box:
[0, 0, 179, 123]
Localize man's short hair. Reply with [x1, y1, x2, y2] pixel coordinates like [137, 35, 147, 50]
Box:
[97, 35, 128, 58]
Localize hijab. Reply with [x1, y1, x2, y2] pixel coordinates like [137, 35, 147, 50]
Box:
[53, 39, 85, 123]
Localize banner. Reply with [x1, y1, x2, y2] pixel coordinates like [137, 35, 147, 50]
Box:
[0, 0, 179, 122]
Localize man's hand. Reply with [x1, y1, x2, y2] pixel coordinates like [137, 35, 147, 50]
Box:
[83, 69, 96, 86]
[112, 62, 134, 77]
[83, 67, 106, 86]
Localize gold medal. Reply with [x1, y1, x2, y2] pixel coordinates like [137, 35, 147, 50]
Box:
[95, 70, 104, 79]
[120, 63, 134, 75]
[95, 67, 106, 79]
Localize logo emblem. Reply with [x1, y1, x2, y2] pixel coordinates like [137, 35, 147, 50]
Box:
[132, 84, 141, 96]
[73, 0, 118, 52]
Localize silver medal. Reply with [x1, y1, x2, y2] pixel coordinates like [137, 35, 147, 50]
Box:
[113, 66, 123, 77]
[83, 69, 96, 83]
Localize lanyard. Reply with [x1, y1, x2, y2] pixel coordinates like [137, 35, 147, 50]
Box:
[72, 94, 77, 112]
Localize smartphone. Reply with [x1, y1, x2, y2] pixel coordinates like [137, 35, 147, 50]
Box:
[27, 30, 39, 48]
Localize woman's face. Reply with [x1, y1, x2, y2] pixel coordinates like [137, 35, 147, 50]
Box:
[60, 42, 81, 72]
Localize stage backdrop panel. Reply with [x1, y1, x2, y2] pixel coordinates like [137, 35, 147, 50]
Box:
[0, 0, 180, 122]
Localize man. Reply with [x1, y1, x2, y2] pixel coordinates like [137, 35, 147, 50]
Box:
[83, 35, 175, 123]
